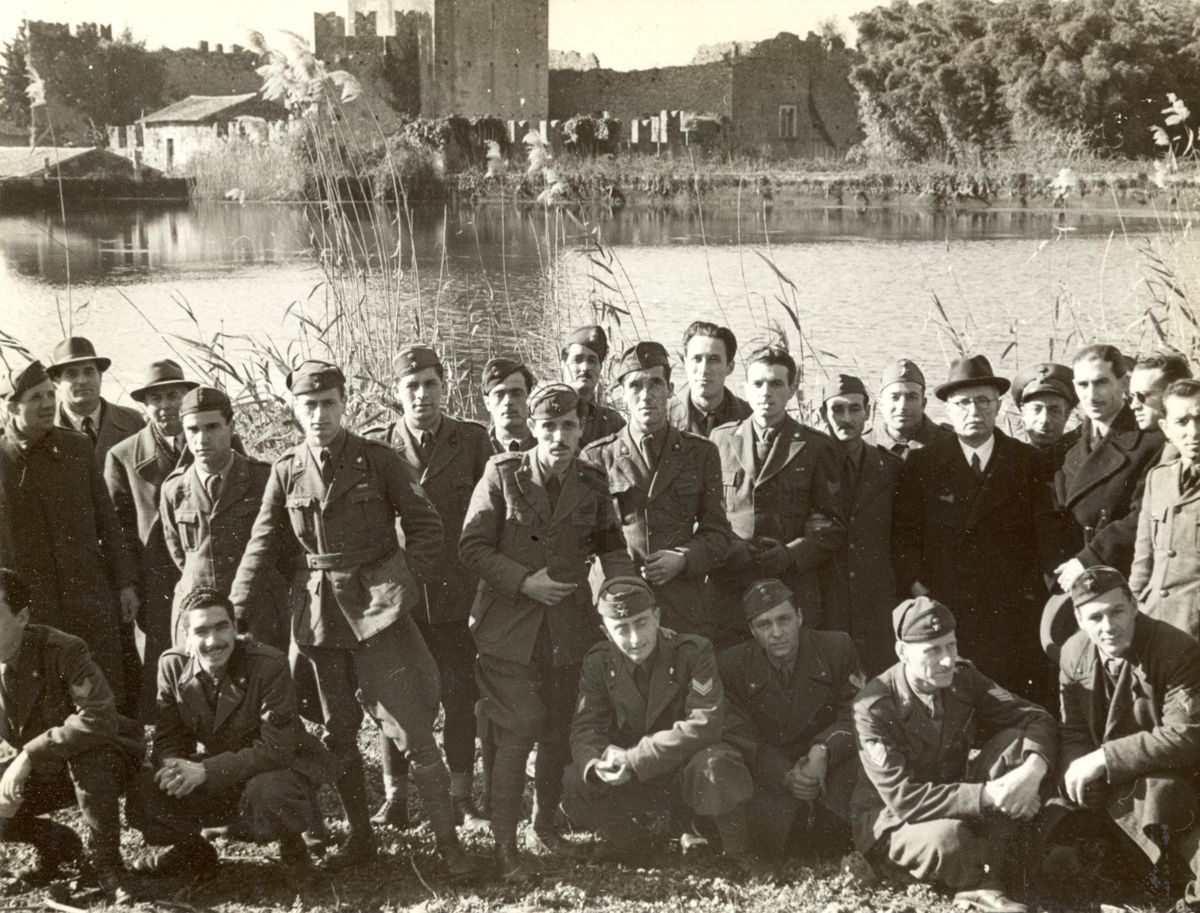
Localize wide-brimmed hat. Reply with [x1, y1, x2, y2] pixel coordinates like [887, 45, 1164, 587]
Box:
[46, 337, 111, 375]
[130, 359, 198, 403]
[933, 355, 1010, 401]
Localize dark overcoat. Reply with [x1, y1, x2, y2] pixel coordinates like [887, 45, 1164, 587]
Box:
[56, 398, 144, 471]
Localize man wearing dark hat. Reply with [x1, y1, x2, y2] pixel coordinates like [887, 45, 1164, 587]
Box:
[561, 576, 766, 875]
[667, 321, 752, 437]
[1010, 362, 1078, 456]
[583, 341, 732, 640]
[46, 336, 144, 469]
[0, 361, 136, 700]
[104, 359, 200, 719]
[892, 354, 1048, 701]
[364, 345, 492, 830]
[229, 360, 475, 878]
[481, 356, 537, 454]
[709, 346, 845, 645]
[460, 382, 634, 879]
[1057, 566, 1200, 911]
[868, 358, 954, 459]
[560, 325, 625, 448]
[851, 596, 1056, 913]
[160, 386, 290, 650]
[718, 578, 862, 859]
[818, 373, 903, 674]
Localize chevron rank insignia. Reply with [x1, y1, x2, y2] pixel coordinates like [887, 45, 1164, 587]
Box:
[691, 677, 713, 696]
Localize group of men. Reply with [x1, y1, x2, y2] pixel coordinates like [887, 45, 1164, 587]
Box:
[0, 321, 1199, 913]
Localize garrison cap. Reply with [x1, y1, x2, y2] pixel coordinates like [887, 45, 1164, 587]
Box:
[1011, 362, 1077, 409]
[880, 359, 926, 391]
[392, 345, 441, 378]
[892, 596, 956, 643]
[130, 359, 198, 404]
[180, 385, 232, 418]
[482, 356, 531, 394]
[562, 325, 609, 362]
[46, 337, 111, 375]
[527, 383, 579, 420]
[0, 360, 49, 402]
[286, 360, 345, 395]
[615, 341, 670, 382]
[741, 578, 795, 621]
[821, 373, 869, 405]
[597, 576, 656, 619]
[1069, 566, 1130, 608]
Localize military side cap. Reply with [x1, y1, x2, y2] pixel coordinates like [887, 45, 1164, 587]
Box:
[392, 344, 441, 378]
[286, 360, 345, 395]
[1040, 592, 1078, 664]
[892, 596, 956, 643]
[180, 385, 232, 417]
[1069, 566, 1129, 608]
[130, 359, 199, 403]
[562, 325, 609, 362]
[821, 373, 869, 404]
[615, 341, 670, 382]
[46, 336, 110, 375]
[1011, 362, 1077, 409]
[880, 359, 926, 390]
[0, 360, 49, 402]
[528, 383, 579, 420]
[933, 354, 1010, 401]
[482, 356, 531, 394]
[597, 576, 656, 618]
[742, 578, 794, 620]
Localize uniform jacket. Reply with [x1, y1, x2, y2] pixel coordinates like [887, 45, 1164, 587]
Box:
[866, 415, 955, 460]
[582, 425, 732, 634]
[1129, 459, 1200, 640]
[1047, 407, 1165, 575]
[459, 451, 634, 668]
[367, 414, 492, 625]
[160, 453, 291, 647]
[0, 427, 135, 632]
[4, 625, 143, 769]
[821, 441, 903, 673]
[579, 399, 626, 449]
[488, 425, 535, 455]
[718, 629, 862, 789]
[56, 398, 144, 470]
[570, 631, 727, 783]
[152, 638, 339, 793]
[229, 430, 443, 647]
[850, 660, 1057, 851]
[667, 384, 752, 437]
[710, 415, 846, 629]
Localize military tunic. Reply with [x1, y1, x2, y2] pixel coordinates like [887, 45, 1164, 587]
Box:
[667, 384, 752, 437]
[866, 415, 955, 460]
[1129, 458, 1200, 640]
[578, 398, 626, 450]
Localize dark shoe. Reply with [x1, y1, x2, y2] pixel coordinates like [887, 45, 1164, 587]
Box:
[131, 836, 219, 876]
[952, 889, 1029, 913]
[494, 840, 535, 883]
[324, 829, 377, 869]
[89, 864, 134, 905]
[4, 826, 82, 893]
[279, 831, 311, 872]
[370, 795, 410, 829]
[453, 796, 489, 828]
[726, 851, 776, 882]
[437, 840, 481, 883]
[527, 826, 581, 858]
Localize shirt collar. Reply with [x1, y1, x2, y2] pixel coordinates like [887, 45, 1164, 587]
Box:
[62, 403, 101, 432]
[403, 413, 441, 442]
[959, 433, 996, 469]
[195, 453, 236, 486]
[307, 427, 347, 464]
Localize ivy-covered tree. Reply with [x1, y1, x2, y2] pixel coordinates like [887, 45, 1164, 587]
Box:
[0, 22, 31, 129]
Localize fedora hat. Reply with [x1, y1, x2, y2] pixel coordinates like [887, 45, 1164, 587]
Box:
[46, 337, 111, 375]
[933, 355, 1011, 401]
[130, 359, 198, 403]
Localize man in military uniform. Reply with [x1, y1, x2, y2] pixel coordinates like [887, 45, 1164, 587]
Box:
[366, 345, 492, 829]
[561, 576, 765, 875]
[0, 361, 136, 700]
[709, 346, 845, 644]
[667, 322, 752, 436]
[128, 588, 337, 876]
[482, 356, 537, 453]
[560, 325, 625, 448]
[719, 579, 862, 859]
[229, 360, 474, 877]
[105, 359, 199, 718]
[851, 597, 1056, 913]
[1010, 362, 1078, 457]
[0, 568, 142, 901]
[583, 341, 731, 639]
[46, 336, 144, 470]
[160, 386, 290, 649]
[460, 383, 634, 879]
[1057, 567, 1200, 911]
[867, 359, 954, 459]
[1129, 350, 1192, 433]
[817, 373, 903, 674]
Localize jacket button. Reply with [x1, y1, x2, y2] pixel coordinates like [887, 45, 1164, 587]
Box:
[1161, 589, 1170, 597]
[1168, 550, 1178, 558]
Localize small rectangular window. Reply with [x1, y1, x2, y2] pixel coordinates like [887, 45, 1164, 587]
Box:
[779, 104, 797, 139]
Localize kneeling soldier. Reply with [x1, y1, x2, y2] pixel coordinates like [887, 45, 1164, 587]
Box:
[0, 568, 141, 901]
[851, 597, 1056, 913]
[719, 579, 862, 859]
[129, 588, 337, 875]
[561, 577, 767, 876]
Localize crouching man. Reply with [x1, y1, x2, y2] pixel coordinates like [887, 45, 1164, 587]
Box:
[560, 577, 768, 877]
[719, 578, 863, 859]
[0, 568, 142, 901]
[850, 597, 1056, 913]
[128, 587, 338, 875]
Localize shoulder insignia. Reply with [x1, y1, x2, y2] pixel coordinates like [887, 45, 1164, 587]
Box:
[691, 676, 714, 696]
[588, 431, 621, 450]
[493, 451, 523, 465]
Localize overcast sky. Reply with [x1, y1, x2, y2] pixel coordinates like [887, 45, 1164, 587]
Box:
[3, 0, 875, 70]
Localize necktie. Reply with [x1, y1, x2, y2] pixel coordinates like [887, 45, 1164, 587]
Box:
[640, 433, 657, 472]
[773, 661, 792, 688]
[546, 474, 562, 513]
[81, 415, 97, 444]
[1182, 467, 1200, 496]
[891, 442, 907, 457]
[930, 690, 944, 721]
[703, 412, 717, 436]
[319, 448, 335, 488]
[207, 473, 222, 505]
[633, 662, 652, 701]
[420, 430, 434, 457]
[507, 439, 522, 453]
[755, 428, 775, 468]
[970, 452, 984, 479]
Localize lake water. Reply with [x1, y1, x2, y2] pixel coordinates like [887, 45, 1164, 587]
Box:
[2, 197, 1194, 420]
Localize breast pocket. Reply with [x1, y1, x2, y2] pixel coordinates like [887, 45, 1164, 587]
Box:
[175, 509, 201, 552]
[286, 494, 319, 541]
[347, 484, 393, 531]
